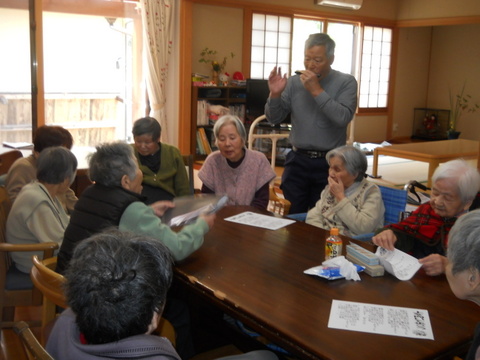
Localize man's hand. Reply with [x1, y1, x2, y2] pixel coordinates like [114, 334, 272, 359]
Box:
[199, 213, 216, 229]
[372, 229, 397, 251]
[419, 254, 448, 276]
[299, 70, 323, 97]
[150, 201, 175, 217]
[268, 66, 288, 98]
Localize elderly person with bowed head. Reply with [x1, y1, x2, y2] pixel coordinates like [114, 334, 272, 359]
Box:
[5, 125, 77, 213]
[445, 210, 480, 360]
[305, 145, 385, 237]
[6, 146, 77, 273]
[47, 229, 278, 360]
[131, 117, 191, 204]
[198, 115, 276, 209]
[373, 159, 480, 276]
[56, 141, 215, 274]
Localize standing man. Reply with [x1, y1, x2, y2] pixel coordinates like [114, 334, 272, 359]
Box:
[265, 33, 358, 214]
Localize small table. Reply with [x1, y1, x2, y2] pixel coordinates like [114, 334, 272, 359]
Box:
[372, 139, 479, 187]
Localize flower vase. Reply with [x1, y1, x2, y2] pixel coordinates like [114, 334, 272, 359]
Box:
[212, 71, 219, 85]
[447, 130, 461, 140]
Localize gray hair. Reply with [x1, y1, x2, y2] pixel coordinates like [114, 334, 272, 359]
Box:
[36, 146, 78, 185]
[132, 117, 161, 141]
[88, 142, 138, 187]
[447, 210, 480, 275]
[213, 115, 247, 145]
[432, 159, 480, 204]
[305, 33, 335, 59]
[326, 145, 367, 182]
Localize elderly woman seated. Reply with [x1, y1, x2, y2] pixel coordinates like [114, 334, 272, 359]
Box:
[198, 114, 276, 209]
[372, 159, 480, 276]
[6, 146, 77, 273]
[131, 117, 191, 204]
[445, 210, 480, 360]
[305, 145, 385, 237]
[5, 125, 77, 213]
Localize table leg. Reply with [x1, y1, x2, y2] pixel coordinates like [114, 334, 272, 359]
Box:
[427, 160, 440, 188]
[371, 149, 382, 179]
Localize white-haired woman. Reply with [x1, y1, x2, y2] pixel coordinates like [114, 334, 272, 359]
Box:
[198, 115, 276, 210]
[373, 159, 480, 276]
[306, 145, 385, 237]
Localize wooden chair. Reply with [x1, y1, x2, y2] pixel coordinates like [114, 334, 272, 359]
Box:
[268, 186, 291, 216]
[0, 186, 59, 329]
[0, 150, 23, 176]
[31, 255, 177, 347]
[13, 321, 54, 360]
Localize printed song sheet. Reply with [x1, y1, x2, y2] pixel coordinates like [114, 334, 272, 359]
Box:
[328, 300, 434, 340]
[224, 211, 295, 230]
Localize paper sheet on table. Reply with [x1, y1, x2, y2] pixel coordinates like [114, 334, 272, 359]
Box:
[328, 300, 434, 340]
[224, 211, 294, 230]
[375, 247, 422, 280]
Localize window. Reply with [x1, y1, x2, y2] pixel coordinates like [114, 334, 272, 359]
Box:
[0, 1, 140, 146]
[250, 13, 392, 111]
[359, 26, 392, 109]
[250, 14, 291, 79]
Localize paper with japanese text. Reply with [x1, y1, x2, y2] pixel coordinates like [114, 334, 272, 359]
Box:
[328, 300, 434, 340]
[224, 211, 294, 230]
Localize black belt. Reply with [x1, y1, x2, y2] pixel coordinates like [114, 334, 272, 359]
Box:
[293, 147, 330, 159]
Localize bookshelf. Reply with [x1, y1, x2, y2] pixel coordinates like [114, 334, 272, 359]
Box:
[191, 85, 246, 159]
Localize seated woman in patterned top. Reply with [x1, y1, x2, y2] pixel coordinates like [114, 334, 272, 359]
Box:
[306, 145, 385, 237]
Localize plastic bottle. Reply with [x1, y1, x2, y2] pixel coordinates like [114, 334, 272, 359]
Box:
[325, 227, 342, 260]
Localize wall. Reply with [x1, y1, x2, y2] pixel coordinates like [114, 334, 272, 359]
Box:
[397, 0, 480, 20]
[390, 27, 432, 140]
[427, 23, 480, 140]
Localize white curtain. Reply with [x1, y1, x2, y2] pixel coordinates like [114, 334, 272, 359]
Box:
[139, 0, 175, 143]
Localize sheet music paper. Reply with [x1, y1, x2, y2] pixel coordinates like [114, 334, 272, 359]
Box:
[224, 211, 295, 230]
[328, 300, 434, 340]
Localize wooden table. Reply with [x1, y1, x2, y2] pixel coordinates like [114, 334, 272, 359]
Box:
[175, 206, 480, 360]
[372, 139, 479, 187]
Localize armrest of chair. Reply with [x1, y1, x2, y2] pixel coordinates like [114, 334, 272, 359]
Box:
[0, 242, 59, 259]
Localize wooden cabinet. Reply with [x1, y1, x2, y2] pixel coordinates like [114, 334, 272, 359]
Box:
[190, 86, 246, 159]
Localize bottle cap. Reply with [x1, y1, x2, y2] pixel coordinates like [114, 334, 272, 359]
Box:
[330, 227, 339, 236]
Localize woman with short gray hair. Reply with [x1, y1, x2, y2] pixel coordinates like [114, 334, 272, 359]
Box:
[6, 146, 78, 273]
[306, 145, 384, 237]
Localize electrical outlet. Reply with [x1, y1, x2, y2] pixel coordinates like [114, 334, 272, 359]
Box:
[393, 123, 399, 132]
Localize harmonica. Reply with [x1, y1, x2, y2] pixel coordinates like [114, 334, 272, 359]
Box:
[295, 70, 322, 78]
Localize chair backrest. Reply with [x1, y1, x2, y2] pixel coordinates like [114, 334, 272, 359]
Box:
[182, 154, 195, 195]
[0, 150, 23, 176]
[13, 321, 54, 360]
[378, 185, 408, 225]
[268, 186, 291, 216]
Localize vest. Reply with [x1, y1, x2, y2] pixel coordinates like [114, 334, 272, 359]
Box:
[56, 184, 143, 274]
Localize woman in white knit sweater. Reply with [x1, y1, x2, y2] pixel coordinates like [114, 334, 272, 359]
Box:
[306, 145, 384, 237]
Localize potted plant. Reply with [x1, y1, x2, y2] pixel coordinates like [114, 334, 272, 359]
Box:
[448, 82, 479, 139]
[199, 47, 234, 85]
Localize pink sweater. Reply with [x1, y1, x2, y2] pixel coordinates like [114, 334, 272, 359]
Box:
[198, 149, 276, 206]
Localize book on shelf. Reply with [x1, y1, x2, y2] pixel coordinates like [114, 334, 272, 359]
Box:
[198, 127, 212, 154]
[197, 100, 209, 125]
[196, 130, 205, 155]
